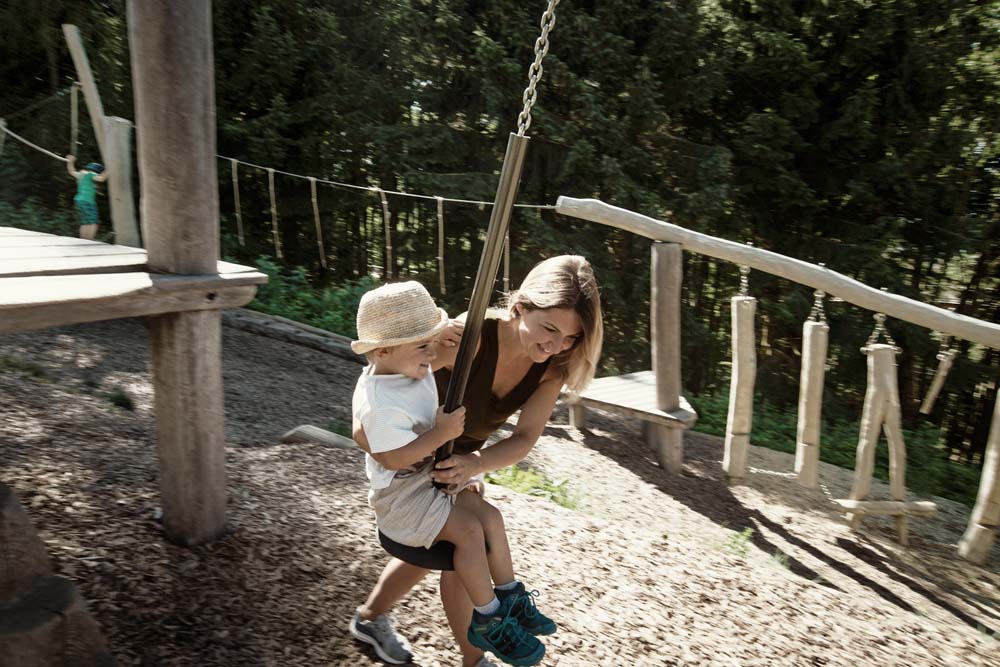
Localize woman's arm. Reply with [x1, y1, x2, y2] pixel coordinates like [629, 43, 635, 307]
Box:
[430, 376, 563, 486]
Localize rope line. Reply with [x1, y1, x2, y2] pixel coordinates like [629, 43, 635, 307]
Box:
[2, 85, 75, 121]
[0, 122, 69, 162]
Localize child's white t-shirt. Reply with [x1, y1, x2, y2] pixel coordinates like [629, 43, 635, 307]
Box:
[352, 364, 438, 489]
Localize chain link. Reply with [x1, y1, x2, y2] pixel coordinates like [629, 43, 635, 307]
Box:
[863, 312, 899, 352]
[808, 290, 827, 323]
[517, 0, 561, 136]
[738, 265, 750, 296]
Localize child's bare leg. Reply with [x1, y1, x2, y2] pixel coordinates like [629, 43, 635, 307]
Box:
[79, 225, 97, 240]
[434, 505, 493, 607]
[455, 490, 514, 586]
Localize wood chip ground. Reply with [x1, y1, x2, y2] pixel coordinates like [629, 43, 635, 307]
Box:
[0, 318, 997, 666]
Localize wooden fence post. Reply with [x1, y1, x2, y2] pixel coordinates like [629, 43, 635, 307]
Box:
[958, 390, 1000, 563]
[795, 319, 828, 487]
[723, 292, 757, 478]
[128, 0, 227, 545]
[650, 242, 683, 472]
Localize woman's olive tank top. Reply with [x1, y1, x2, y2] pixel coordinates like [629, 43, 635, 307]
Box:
[435, 318, 550, 455]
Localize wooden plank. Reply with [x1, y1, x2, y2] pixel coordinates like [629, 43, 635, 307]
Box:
[0, 272, 265, 333]
[0, 236, 104, 248]
[280, 425, 357, 450]
[568, 372, 698, 428]
[0, 228, 52, 237]
[62, 24, 106, 159]
[833, 499, 938, 516]
[0, 245, 142, 260]
[0, 254, 148, 278]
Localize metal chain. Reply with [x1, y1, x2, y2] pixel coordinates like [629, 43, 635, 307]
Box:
[517, 0, 561, 136]
[738, 265, 751, 296]
[808, 290, 827, 323]
[864, 313, 898, 351]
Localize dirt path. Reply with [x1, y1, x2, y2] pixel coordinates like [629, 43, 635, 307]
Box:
[1, 318, 997, 666]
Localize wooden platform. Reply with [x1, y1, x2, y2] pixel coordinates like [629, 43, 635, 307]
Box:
[566, 370, 697, 429]
[0, 227, 266, 333]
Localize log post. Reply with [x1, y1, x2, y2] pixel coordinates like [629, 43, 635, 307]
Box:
[795, 319, 828, 488]
[958, 390, 1000, 563]
[128, 0, 227, 545]
[650, 242, 683, 472]
[103, 116, 140, 247]
[62, 25, 106, 160]
[723, 294, 757, 478]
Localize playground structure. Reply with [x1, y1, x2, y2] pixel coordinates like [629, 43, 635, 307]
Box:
[1, 1, 999, 662]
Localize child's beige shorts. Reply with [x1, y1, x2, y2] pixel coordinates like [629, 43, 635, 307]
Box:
[370, 463, 452, 549]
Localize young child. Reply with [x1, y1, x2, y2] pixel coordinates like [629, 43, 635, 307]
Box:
[65, 155, 107, 240]
[350, 281, 552, 667]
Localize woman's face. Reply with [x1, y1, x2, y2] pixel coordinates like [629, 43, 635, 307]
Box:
[514, 305, 583, 363]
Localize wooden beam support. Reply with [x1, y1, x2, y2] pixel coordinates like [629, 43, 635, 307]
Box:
[61, 25, 106, 160]
[128, 0, 227, 545]
[958, 390, 1000, 564]
[0, 272, 261, 333]
[103, 116, 141, 247]
[556, 197, 1000, 350]
[651, 242, 684, 472]
[832, 499, 938, 517]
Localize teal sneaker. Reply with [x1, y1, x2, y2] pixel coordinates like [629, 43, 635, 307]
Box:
[497, 583, 557, 636]
[467, 606, 545, 667]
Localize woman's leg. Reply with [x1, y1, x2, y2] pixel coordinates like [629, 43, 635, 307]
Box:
[441, 569, 484, 667]
[358, 558, 429, 619]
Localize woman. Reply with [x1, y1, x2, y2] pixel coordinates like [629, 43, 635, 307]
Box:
[350, 255, 604, 667]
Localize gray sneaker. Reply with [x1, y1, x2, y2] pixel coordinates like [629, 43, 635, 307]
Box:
[349, 609, 413, 665]
[473, 657, 500, 667]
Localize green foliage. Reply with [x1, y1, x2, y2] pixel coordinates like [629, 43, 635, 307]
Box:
[247, 257, 378, 338]
[0, 199, 74, 236]
[485, 465, 580, 510]
[718, 527, 754, 559]
[106, 386, 135, 411]
[689, 391, 982, 506]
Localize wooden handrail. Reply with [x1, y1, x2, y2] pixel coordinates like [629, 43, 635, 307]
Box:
[556, 197, 1000, 350]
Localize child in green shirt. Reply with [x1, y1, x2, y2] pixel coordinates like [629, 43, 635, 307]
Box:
[66, 155, 107, 240]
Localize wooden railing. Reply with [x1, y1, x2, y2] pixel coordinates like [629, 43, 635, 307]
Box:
[556, 196, 999, 565]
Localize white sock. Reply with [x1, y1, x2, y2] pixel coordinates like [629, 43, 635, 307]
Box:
[474, 596, 501, 616]
[495, 580, 519, 592]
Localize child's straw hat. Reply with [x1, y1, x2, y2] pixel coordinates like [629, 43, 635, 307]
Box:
[352, 281, 449, 354]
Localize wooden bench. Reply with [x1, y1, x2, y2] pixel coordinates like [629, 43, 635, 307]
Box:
[565, 370, 697, 471]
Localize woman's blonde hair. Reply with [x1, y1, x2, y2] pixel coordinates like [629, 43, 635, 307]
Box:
[504, 255, 604, 392]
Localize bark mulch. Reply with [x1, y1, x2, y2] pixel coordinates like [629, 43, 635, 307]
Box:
[1, 317, 997, 667]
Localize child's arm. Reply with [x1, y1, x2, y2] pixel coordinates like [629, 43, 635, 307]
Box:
[65, 155, 79, 179]
[94, 170, 108, 183]
[372, 405, 465, 470]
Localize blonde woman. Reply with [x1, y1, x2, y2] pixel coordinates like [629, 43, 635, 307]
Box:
[350, 256, 604, 667]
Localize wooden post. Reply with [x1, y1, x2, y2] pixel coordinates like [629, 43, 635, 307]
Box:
[61, 25, 106, 160]
[723, 295, 757, 478]
[795, 320, 828, 487]
[958, 390, 1000, 563]
[128, 0, 227, 545]
[103, 116, 140, 247]
[650, 242, 683, 472]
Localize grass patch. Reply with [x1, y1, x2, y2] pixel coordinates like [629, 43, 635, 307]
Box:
[106, 386, 135, 411]
[324, 420, 353, 439]
[717, 527, 754, 559]
[689, 391, 982, 506]
[486, 465, 580, 510]
[0, 356, 49, 379]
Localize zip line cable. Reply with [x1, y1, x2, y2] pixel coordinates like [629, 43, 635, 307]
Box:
[2, 85, 76, 121]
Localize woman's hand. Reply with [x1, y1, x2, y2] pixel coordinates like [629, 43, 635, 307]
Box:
[431, 452, 480, 490]
[439, 318, 464, 348]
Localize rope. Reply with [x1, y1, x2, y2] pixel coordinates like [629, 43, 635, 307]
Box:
[808, 289, 827, 324]
[377, 188, 393, 276]
[0, 122, 69, 162]
[0, 120, 6, 160]
[309, 176, 328, 269]
[2, 85, 75, 121]
[267, 168, 283, 258]
[217, 155, 554, 210]
[862, 312, 899, 354]
[436, 195, 446, 294]
[230, 158, 245, 246]
[517, 0, 561, 136]
[503, 231, 511, 293]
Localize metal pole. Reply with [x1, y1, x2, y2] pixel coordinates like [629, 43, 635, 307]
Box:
[436, 132, 530, 462]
